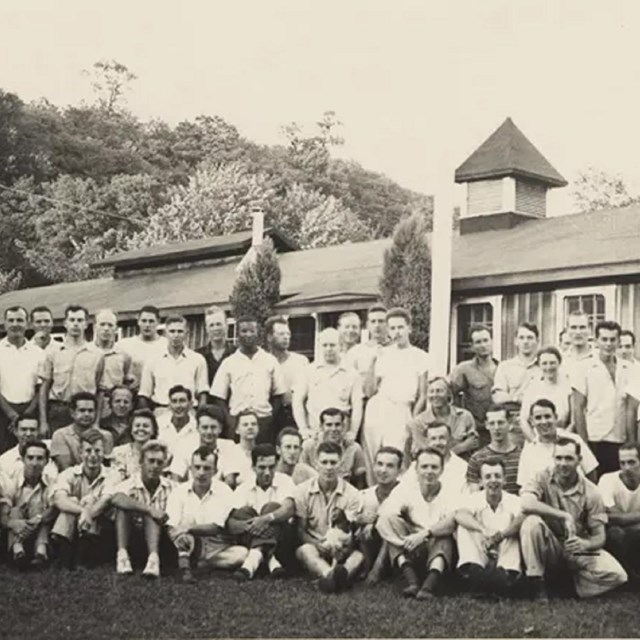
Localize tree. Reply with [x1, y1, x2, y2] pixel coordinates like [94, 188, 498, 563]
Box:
[229, 237, 281, 329]
[572, 167, 639, 212]
[379, 213, 432, 350]
[84, 60, 137, 113]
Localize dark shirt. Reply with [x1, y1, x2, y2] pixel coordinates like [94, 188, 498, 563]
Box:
[196, 343, 236, 386]
[100, 414, 133, 448]
[450, 357, 499, 430]
[466, 444, 522, 495]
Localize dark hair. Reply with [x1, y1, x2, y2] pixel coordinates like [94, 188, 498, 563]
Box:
[165, 315, 187, 327]
[529, 398, 558, 416]
[376, 446, 403, 468]
[558, 328, 567, 341]
[237, 409, 259, 423]
[619, 441, 640, 460]
[486, 403, 509, 419]
[621, 330, 636, 346]
[196, 404, 226, 426]
[479, 458, 506, 476]
[367, 303, 387, 317]
[236, 316, 259, 327]
[415, 446, 444, 468]
[595, 320, 621, 339]
[319, 407, 344, 425]
[517, 322, 539, 340]
[251, 443, 277, 466]
[129, 408, 159, 439]
[317, 441, 343, 458]
[191, 445, 218, 469]
[4, 305, 28, 320]
[386, 307, 411, 324]
[139, 305, 160, 319]
[537, 345, 562, 365]
[30, 306, 53, 322]
[70, 391, 97, 410]
[168, 384, 192, 401]
[424, 421, 451, 436]
[80, 427, 105, 446]
[19, 439, 49, 461]
[264, 315, 288, 336]
[469, 323, 492, 341]
[277, 427, 302, 446]
[64, 304, 89, 320]
[554, 437, 581, 456]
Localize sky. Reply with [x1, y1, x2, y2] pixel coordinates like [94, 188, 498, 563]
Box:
[2, 0, 640, 214]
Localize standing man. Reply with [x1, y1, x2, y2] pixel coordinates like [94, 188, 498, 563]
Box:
[572, 320, 636, 475]
[558, 329, 573, 356]
[30, 306, 62, 354]
[466, 405, 521, 495]
[196, 306, 235, 387]
[166, 446, 248, 583]
[139, 315, 208, 417]
[450, 324, 499, 446]
[265, 315, 309, 434]
[563, 311, 594, 379]
[293, 328, 363, 442]
[377, 448, 457, 599]
[38, 305, 106, 435]
[618, 330, 639, 367]
[337, 312, 362, 356]
[93, 309, 133, 396]
[274, 427, 317, 485]
[520, 438, 627, 600]
[119, 306, 168, 390]
[211, 316, 286, 444]
[598, 442, 640, 581]
[0, 306, 45, 452]
[362, 308, 429, 481]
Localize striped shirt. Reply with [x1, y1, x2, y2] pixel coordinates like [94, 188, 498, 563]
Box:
[114, 473, 175, 513]
[466, 444, 522, 494]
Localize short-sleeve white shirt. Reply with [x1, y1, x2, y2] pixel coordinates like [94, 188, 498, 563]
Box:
[375, 344, 430, 405]
[0, 338, 45, 403]
[231, 471, 295, 512]
[457, 490, 522, 532]
[598, 472, 640, 513]
[165, 479, 236, 530]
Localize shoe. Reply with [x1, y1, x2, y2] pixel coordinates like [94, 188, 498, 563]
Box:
[142, 554, 160, 579]
[401, 563, 420, 598]
[13, 549, 28, 572]
[529, 577, 549, 603]
[416, 570, 440, 600]
[116, 551, 133, 575]
[233, 567, 252, 581]
[333, 564, 349, 592]
[32, 552, 48, 570]
[318, 566, 343, 594]
[53, 535, 75, 571]
[180, 566, 195, 584]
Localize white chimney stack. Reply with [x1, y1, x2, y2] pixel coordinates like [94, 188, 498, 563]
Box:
[251, 206, 264, 247]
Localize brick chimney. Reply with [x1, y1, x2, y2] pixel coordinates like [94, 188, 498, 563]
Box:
[455, 118, 567, 234]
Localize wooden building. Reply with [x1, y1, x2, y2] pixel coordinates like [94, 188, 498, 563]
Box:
[1, 118, 638, 365]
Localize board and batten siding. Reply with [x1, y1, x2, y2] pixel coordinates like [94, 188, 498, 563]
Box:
[500, 291, 555, 358]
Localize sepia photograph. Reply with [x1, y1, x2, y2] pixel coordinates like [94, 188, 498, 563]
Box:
[1, 1, 640, 638]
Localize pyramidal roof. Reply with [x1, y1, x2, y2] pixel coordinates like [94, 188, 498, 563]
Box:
[455, 118, 567, 187]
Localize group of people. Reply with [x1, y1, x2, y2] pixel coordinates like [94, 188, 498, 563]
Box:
[1, 301, 640, 603]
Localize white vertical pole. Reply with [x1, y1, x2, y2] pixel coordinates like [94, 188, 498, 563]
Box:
[428, 171, 454, 376]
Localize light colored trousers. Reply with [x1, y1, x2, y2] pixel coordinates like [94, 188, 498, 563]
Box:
[456, 525, 521, 572]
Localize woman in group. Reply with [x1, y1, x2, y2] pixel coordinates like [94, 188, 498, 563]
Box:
[520, 346, 572, 441]
[113, 409, 161, 480]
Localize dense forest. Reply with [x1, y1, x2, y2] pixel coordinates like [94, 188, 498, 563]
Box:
[0, 61, 433, 292]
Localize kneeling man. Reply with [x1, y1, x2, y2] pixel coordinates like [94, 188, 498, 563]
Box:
[166, 446, 248, 582]
[377, 447, 456, 599]
[455, 459, 523, 597]
[520, 437, 627, 600]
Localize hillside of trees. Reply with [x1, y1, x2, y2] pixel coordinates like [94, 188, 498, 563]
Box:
[0, 61, 433, 292]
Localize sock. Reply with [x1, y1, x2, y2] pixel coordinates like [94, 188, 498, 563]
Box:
[242, 548, 264, 577]
[268, 555, 282, 573]
[396, 554, 408, 569]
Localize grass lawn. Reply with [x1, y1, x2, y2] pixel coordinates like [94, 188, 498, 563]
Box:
[2, 564, 639, 639]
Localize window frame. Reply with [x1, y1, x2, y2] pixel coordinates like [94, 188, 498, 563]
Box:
[450, 295, 503, 364]
[554, 284, 616, 341]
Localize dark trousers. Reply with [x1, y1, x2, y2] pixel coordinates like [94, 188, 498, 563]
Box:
[589, 441, 620, 476]
[0, 401, 32, 454]
[606, 525, 640, 577]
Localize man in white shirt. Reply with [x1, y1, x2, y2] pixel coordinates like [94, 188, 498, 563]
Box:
[563, 311, 594, 380]
[211, 316, 286, 444]
[226, 443, 296, 580]
[455, 459, 524, 598]
[166, 446, 248, 583]
[156, 385, 198, 452]
[118, 306, 168, 390]
[517, 399, 598, 488]
[598, 442, 640, 581]
[139, 315, 208, 416]
[0, 306, 45, 452]
[377, 447, 457, 599]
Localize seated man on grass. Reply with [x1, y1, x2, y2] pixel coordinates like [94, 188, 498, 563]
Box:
[377, 447, 457, 600]
[356, 445, 402, 584]
[455, 459, 523, 598]
[166, 446, 248, 583]
[226, 443, 296, 580]
[51, 428, 119, 569]
[598, 442, 640, 582]
[520, 437, 627, 601]
[0, 440, 57, 568]
[111, 440, 176, 578]
[260, 441, 364, 593]
[300, 408, 366, 488]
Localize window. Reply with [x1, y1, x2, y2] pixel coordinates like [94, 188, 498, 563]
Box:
[227, 319, 237, 346]
[555, 285, 615, 339]
[451, 296, 502, 364]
